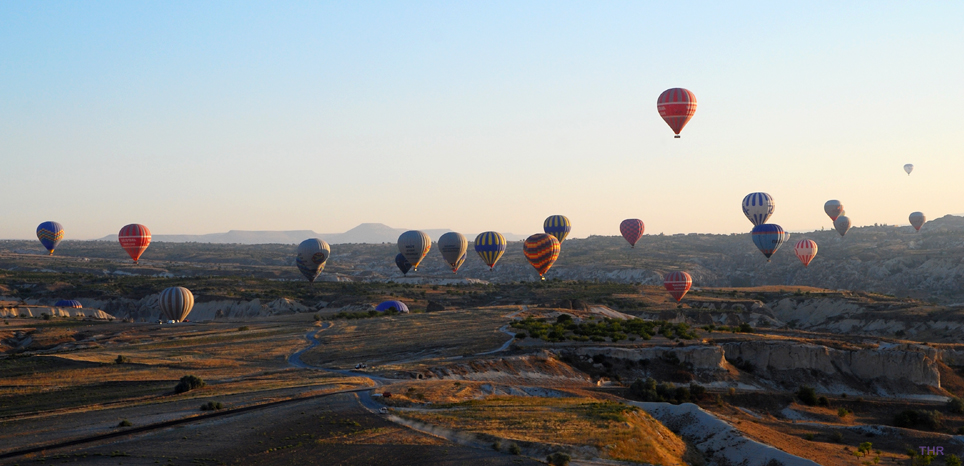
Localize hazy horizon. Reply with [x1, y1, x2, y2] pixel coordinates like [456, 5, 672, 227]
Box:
[3, 2, 962, 240]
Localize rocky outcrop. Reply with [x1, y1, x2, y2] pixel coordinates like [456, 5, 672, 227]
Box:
[721, 341, 940, 387]
[572, 346, 727, 372]
[0, 306, 113, 320]
[78, 296, 312, 321]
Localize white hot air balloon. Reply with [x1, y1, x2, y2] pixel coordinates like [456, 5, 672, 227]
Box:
[296, 238, 330, 283]
[741, 192, 775, 226]
[398, 231, 431, 271]
[437, 232, 468, 273]
[159, 286, 195, 322]
[904, 164, 914, 175]
[909, 212, 926, 232]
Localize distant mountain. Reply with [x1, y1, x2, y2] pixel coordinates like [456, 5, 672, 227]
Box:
[96, 223, 528, 245]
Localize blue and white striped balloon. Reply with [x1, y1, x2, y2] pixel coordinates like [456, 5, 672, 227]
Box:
[742, 192, 775, 226]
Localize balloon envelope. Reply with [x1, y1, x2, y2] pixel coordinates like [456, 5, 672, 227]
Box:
[55, 299, 82, 308]
[663, 271, 692, 302]
[751, 224, 788, 260]
[398, 231, 431, 271]
[395, 253, 412, 275]
[904, 164, 914, 175]
[438, 232, 468, 273]
[824, 200, 844, 222]
[36, 221, 64, 255]
[376, 300, 409, 313]
[118, 224, 152, 263]
[543, 215, 571, 243]
[474, 231, 507, 269]
[909, 212, 926, 231]
[742, 193, 775, 226]
[296, 239, 330, 283]
[159, 286, 194, 322]
[523, 233, 561, 279]
[619, 219, 645, 247]
[657, 88, 697, 137]
[833, 216, 852, 237]
[794, 239, 818, 267]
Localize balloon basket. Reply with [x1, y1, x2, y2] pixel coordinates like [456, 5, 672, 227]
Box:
[674, 135, 680, 139]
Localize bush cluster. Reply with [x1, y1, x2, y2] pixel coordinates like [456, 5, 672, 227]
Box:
[333, 309, 399, 320]
[797, 386, 818, 406]
[546, 452, 571, 465]
[114, 355, 131, 364]
[510, 316, 697, 343]
[200, 401, 224, 411]
[174, 375, 206, 394]
[894, 409, 943, 431]
[629, 377, 706, 404]
[948, 397, 964, 414]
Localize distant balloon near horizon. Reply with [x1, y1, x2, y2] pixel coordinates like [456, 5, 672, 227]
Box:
[118, 224, 152, 264]
[663, 271, 693, 303]
[741, 192, 775, 226]
[438, 232, 468, 273]
[474, 231, 507, 270]
[909, 212, 926, 232]
[159, 286, 194, 322]
[619, 219, 645, 248]
[833, 216, 852, 237]
[523, 233, 561, 280]
[904, 164, 914, 175]
[657, 88, 697, 138]
[296, 238, 330, 283]
[751, 224, 788, 261]
[824, 200, 844, 222]
[376, 300, 409, 313]
[398, 230, 431, 271]
[543, 215, 571, 244]
[793, 239, 818, 267]
[55, 299, 82, 308]
[36, 221, 64, 255]
[394, 253, 412, 275]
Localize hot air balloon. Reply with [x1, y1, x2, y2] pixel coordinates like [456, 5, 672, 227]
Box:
[663, 271, 692, 302]
[824, 200, 844, 222]
[296, 238, 330, 283]
[395, 253, 412, 275]
[523, 233, 560, 280]
[741, 193, 775, 226]
[55, 299, 82, 308]
[376, 300, 409, 313]
[474, 231, 507, 269]
[118, 224, 151, 264]
[904, 164, 914, 175]
[398, 230, 431, 271]
[455, 253, 466, 272]
[619, 219, 645, 248]
[833, 216, 851, 237]
[36, 221, 64, 255]
[543, 215, 571, 243]
[657, 88, 697, 138]
[751, 224, 788, 261]
[438, 232, 468, 273]
[159, 286, 194, 322]
[909, 212, 926, 232]
[793, 239, 818, 267]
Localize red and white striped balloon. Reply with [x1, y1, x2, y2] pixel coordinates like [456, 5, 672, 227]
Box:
[663, 271, 692, 303]
[793, 239, 818, 267]
[119, 224, 152, 264]
[657, 88, 697, 138]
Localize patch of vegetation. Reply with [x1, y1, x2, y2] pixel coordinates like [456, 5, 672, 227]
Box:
[117, 419, 132, 427]
[114, 354, 131, 364]
[797, 386, 818, 406]
[333, 309, 399, 320]
[200, 401, 224, 411]
[893, 409, 943, 431]
[572, 401, 638, 422]
[629, 377, 705, 404]
[818, 396, 829, 407]
[174, 375, 206, 394]
[510, 316, 697, 343]
[507, 443, 521, 455]
[837, 407, 850, 418]
[547, 452, 571, 466]
[237, 326, 249, 331]
[948, 396, 964, 414]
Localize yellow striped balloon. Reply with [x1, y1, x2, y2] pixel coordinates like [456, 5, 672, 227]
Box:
[543, 215, 571, 243]
[523, 233, 560, 280]
[474, 231, 507, 269]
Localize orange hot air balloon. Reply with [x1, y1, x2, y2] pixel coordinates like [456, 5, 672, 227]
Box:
[663, 271, 692, 302]
[657, 88, 697, 138]
[119, 224, 152, 264]
[523, 233, 560, 280]
[793, 239, 818, 267]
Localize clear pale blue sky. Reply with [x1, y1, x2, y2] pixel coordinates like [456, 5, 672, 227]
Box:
[2, 1, 962, 240]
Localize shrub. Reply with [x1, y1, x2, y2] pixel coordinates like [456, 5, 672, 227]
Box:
[894, 409, 943, 431]
[547, 452, 571, 465]
[174, 375, 206, 394]
[491, 440, 501, 451]
[948, 397, 964, 414]
[689, 383, 707, 400]
[831, 430, 844, 443]
[42, 313, 51, 320]
[818, 396, 829, 407]
[556, 314, 573, 323]
[200, 401, 224, 411]
[727, 387, 736, 396]
[838, 407, 850, 418]
[314, 313, 321, 321]
[237, 326, 249, 331]
[737, 322, 753, 333]
[508, 443, 521, 455]
[804, 433, 814, 441]
[947, 454, 962, 466]
[797, 386, 818, 406]
[857, 442, 872, 454]
[115, 355, 131, 364]
[118, 419, 133, 427]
